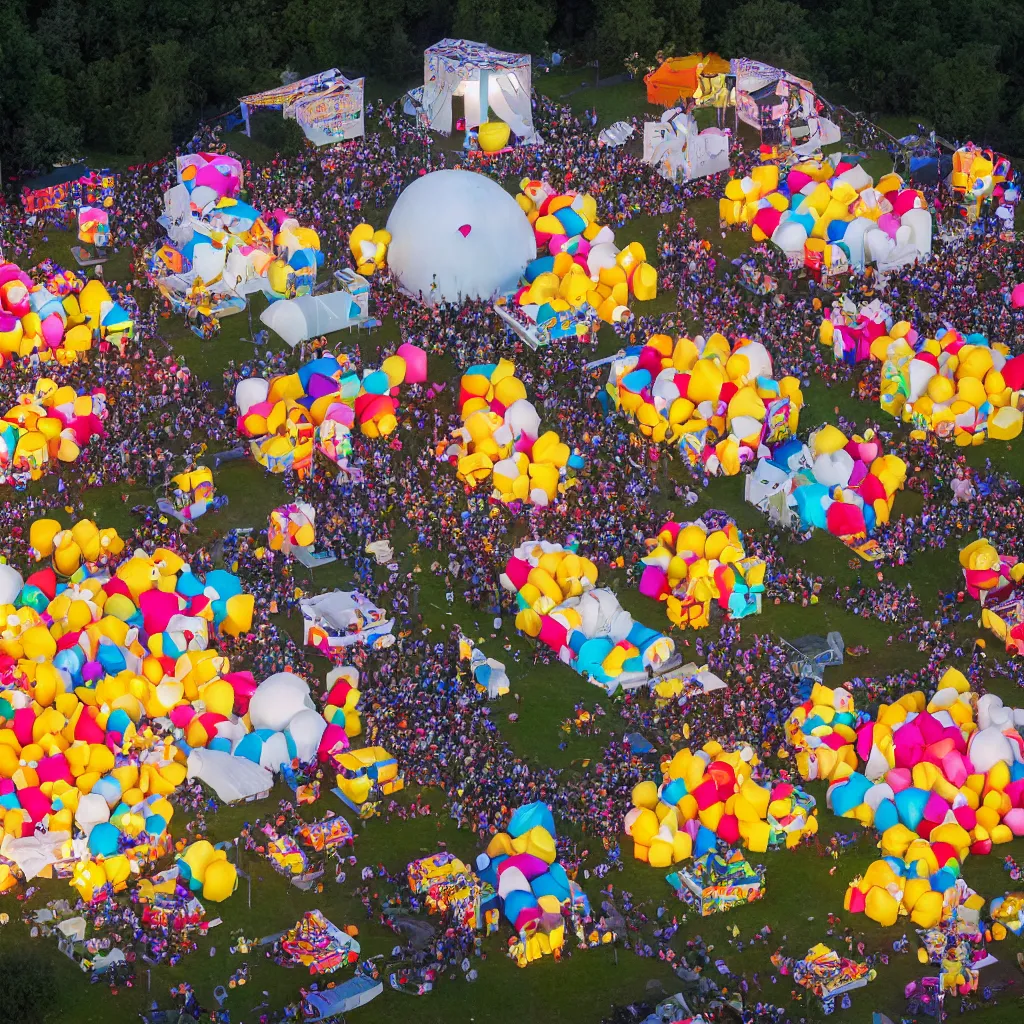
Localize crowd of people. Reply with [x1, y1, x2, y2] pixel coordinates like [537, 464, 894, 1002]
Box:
[1, 80, 1023, 1024]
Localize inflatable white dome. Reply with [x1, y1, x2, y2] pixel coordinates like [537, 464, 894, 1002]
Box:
[386, 169, 536, 305]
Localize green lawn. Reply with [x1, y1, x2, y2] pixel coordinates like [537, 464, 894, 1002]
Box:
[6, 99, 1024, 1024]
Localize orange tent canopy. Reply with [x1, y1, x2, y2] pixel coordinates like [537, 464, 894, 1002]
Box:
[646, 53, 731, 107]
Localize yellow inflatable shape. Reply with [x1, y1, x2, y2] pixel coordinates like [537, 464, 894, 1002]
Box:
[203, 858, 238, 902]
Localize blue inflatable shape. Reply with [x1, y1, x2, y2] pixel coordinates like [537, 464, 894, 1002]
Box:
[98, 643, 127, 675]
[88, 822, 121, 857]
[175, 571, 206, 598]
[576, 637, 615, 676]
[622, 369, 652, 393]
[794, 484, 830, 529]
[894, 787, 929, 830]
[532, 867, 571, 902]
[205, 569, 242, 599]
[16, 585, 48, 613]
[208, 736, 232, 753]
[233, 732, 265, 764]
[930, 868, 957, 892]
[92, 776, 122, 807]
[465, 362, 498, 379]
[694, 826, 717, 858]
[523, 256, 555, 283]
[508, 801, 555, 839]
[1011, 762, 1024, 783]
[0, 792, 20, 810]
[623, 656, 644, 674]
[567, 452, 585, 469]
[966, 332, 989, 347]
[873, 799, 900, 833]
[145, 814, 167, 836]
[827, 219, 849, 242]
[554, 207, 586, 236]
[830, 772, 871, 816]
[661, 778, 688, 806]
[503, 889, 539, 923]
[106, 708, 132, 737]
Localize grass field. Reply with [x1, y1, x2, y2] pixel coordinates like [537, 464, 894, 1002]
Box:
[7, 89, 1024, 1024]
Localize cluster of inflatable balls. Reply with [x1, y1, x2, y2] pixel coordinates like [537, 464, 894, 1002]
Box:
[322, 666, 362, 742]
[1, 378, 109, 482]
[608, 333, 802, 476]
[720, 159, 930, 271]
[0, 266, 132, 363]
[235, 345, 427, 473]
[624, 741, 818, 866]
[959, 539, 1024, 656]
[448, 359, 582, 506]
[750, 427, 907, 539]
[960, 538, 1024, 602]
[879, 328, 1024, 444]
[268, 502, 316, 552]
[828, 670, 1024, 927]
[348, 222, 391, 275]
[638, 516, 765, 629]
[475, 801, 586, 964]
[786, 683, 871, 783]
[502, 540, 674, 689]
[29, 518, 125, 577]
[820, 299, 905, 365]
[177, 839, 238, 903]
[515, 179, 657, 324]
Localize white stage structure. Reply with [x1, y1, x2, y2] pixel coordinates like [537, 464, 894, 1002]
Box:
[414, 39, 538, 143]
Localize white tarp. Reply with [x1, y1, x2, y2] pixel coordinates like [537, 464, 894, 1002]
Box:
[643, 110, 730, 182]
[599, 121, 635, 147]
[0, 830, 75, 880]
[260, 288, 368, 348]
[300, 589, 395, 648]
[419, 39, 538, 142]
[187, 748, 273, 804]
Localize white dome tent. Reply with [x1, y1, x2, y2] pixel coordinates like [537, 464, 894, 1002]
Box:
[386, 169, 536, 305]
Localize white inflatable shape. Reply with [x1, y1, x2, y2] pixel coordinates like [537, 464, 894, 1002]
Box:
[248, 672, 315, 732]
[75, 793, 111, 836]
[286, 709, 329, 762]
[497, 865, 531, 898]
[0, 564, 24, 605]
[259, 730, 294, 771]
[812, 450, 855, 489]
[504, 399, 541, 439]
[386, 170, 536, 305]
[968, 725, 1015, 773]
[772, 220, 808, 254]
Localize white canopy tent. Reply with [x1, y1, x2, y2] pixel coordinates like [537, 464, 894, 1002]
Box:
[417, 39, 539, 142]
[260, 275, 369, 348]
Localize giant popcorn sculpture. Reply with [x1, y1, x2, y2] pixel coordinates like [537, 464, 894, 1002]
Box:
[236, 345, 427, 474]
[720, 159, 931, 273]
[515, 179, 657, 325]
[448, 359, 582, 506]
[609, 332, 802, 475]
[830, 669, 1024, 927]
[745, 428, 907, 539]
[475, 801, 590, 965]
[879, 329, 1024, 444]
[624, 741, 817, 865]
[503, 540, 675, 692]
[638, 516, 765, 629]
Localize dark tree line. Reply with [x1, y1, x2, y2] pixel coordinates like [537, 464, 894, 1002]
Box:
[1, 0, 1022, 171]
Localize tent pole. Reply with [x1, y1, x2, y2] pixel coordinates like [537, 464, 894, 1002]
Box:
[479, 68, 489, 126]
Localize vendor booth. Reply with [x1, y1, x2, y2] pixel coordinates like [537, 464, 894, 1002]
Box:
[240, 70, 364, 145]
[411, 39, 539, 147]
